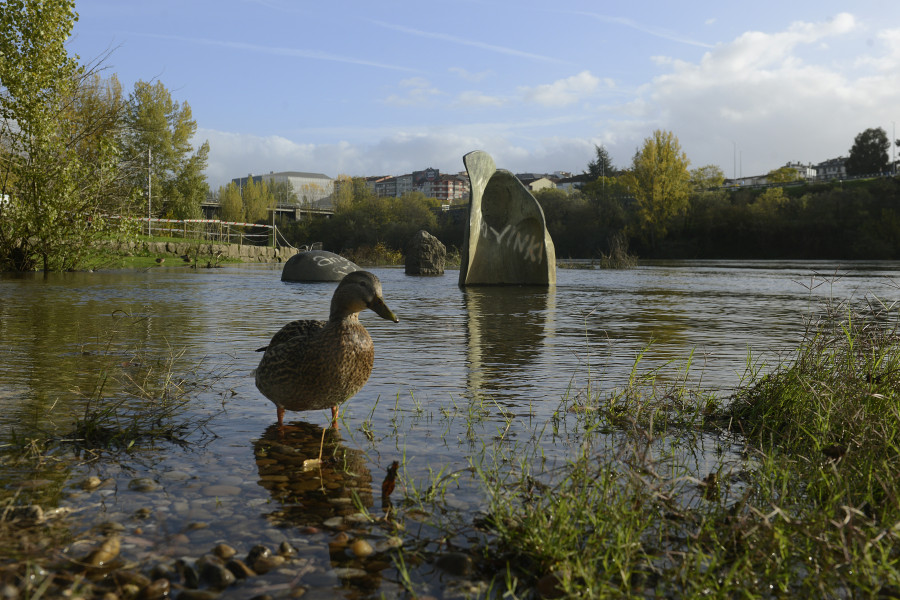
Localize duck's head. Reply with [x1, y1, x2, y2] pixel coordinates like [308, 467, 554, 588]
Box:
[330, 271, 399, 323]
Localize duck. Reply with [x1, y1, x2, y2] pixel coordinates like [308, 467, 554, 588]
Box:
[254, 271, 399, 429]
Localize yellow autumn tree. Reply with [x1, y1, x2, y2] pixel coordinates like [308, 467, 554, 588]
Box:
[623, 129, 691, 249]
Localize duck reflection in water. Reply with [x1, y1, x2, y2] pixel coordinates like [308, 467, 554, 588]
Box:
[253, 422, 398, 594]
[254, 271, 399, 430]
[253, 422, 373, 525]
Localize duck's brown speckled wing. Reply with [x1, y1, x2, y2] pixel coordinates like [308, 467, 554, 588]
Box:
[263, 319, 327, 351]
[254, 319, 374, 413]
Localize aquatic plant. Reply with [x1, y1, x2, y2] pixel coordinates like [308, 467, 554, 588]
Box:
[364, 294, 900, 598]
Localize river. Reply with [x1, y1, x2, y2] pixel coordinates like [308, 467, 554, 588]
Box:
[1, 260, 898, 597]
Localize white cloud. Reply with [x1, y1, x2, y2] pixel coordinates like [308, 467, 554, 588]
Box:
[631, 12, 900, 176]
[198, 128, 600, 187]
[454, 90, 508, 108]
[383, 77, 442, 107]
[520, 71, 606, 107]
[198, 13, 900, 188]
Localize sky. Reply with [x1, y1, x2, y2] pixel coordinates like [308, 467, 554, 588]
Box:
[66, 1, 900, 188]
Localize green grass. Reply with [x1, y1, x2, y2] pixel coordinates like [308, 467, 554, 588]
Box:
[365, 295, 900, 598]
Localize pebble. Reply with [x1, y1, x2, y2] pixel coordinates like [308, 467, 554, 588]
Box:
[344, 513, 370, 524]
[136, 578, 170, 600]
[128, 478, 160, 492]
[322, 517, 343, 528]
[212, 543, 237, 560]
[374, 536, 403, 552]
[331, 568, 367, 579]
[278, 541, 296, 557]
[349, 539, 374, 558]
[112, 570, 151, 589]
[435, 552, 474, 576]
[81, 476, 103, 490]
[197, 557, 236, 589]
[224, 558, 256, 579]
[253, 555, 285, 574]
[175, 590, 221, 600]
[246, 544, 272, 567]
[84, 535, 121, 567]
[160, 470, 191, 482]
[201, 485, 242, 497]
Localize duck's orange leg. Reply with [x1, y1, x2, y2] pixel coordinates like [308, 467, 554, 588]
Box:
[277, 406, 285, 428]
[330, 405, 340, 430]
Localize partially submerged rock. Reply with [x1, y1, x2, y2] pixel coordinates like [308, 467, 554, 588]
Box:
[281, 250, 360, 282]
[405, 230, 446, 275]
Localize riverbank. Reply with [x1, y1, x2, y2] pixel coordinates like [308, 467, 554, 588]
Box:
[106, 240, 299, 266]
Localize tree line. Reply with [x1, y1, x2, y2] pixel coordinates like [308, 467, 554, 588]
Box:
[279, 127, 900, 262]
[0, 1, 209, 271]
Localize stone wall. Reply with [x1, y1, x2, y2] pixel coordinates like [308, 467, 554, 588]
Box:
[111, 241, 299, 263]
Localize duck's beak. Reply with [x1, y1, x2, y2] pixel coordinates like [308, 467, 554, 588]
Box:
[370, 297, 399, 323]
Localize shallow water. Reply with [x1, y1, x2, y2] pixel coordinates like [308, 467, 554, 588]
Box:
[2, 261, 899, 597]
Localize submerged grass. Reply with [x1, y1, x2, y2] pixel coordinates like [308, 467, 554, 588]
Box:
[375, 293, 900, 598]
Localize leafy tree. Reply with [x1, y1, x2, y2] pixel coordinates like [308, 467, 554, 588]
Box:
[242, 176, 275, 222]
[331, 174, 355, 209]
[120, 80, 209, 220]
[0, 0, 123, 271]
[217, 182, 243, 223]
[269, 180, 297, 206]
[585, 144, 617, 179]
[690, 165, 725, 190]
[846, 127, 890, 176]
[766, 166, 799, 184]
[622, 130, 691, 250]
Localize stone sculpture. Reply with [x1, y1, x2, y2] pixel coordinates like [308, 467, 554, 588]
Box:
[458, 150, 556, 286]
[280, 250, 360, 282]
[405, 230, 446, 275]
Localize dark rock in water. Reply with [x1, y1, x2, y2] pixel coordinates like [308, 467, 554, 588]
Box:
[174, 559, 200, 589]
[225, 558, 256, 579]
[405, 230, 446, 275]
[281, 250, 359, 282]
[175, 589, 221, 600]
[245, 544, 273, 567]
[435, 551, 475, 576]
[459, 150, 556, 286]
[196, 555, 235, 589]
[136, 578, 170, 600]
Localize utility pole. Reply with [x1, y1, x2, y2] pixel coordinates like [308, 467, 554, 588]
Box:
[147, 147, 152, 237]
[733, 142, 736, 182]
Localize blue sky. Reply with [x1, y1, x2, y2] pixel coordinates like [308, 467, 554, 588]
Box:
[67, 1, 900, 188]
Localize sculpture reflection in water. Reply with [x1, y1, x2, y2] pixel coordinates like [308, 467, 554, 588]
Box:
[463, 286, 557, 399]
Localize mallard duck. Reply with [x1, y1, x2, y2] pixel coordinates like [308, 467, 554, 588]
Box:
[255, 271, 399, 429]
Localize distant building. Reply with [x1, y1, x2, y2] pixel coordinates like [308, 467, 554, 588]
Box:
[431, 173, 470, 203]
[232, 171, 334, 208]
[556, 174, 590, 194]
[373, 176, 397, 197]
[519, 176, 556, 193]
[371, 167, 470, 203]
[783, 161, 817, 180]
[815, 157, 847, 180]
